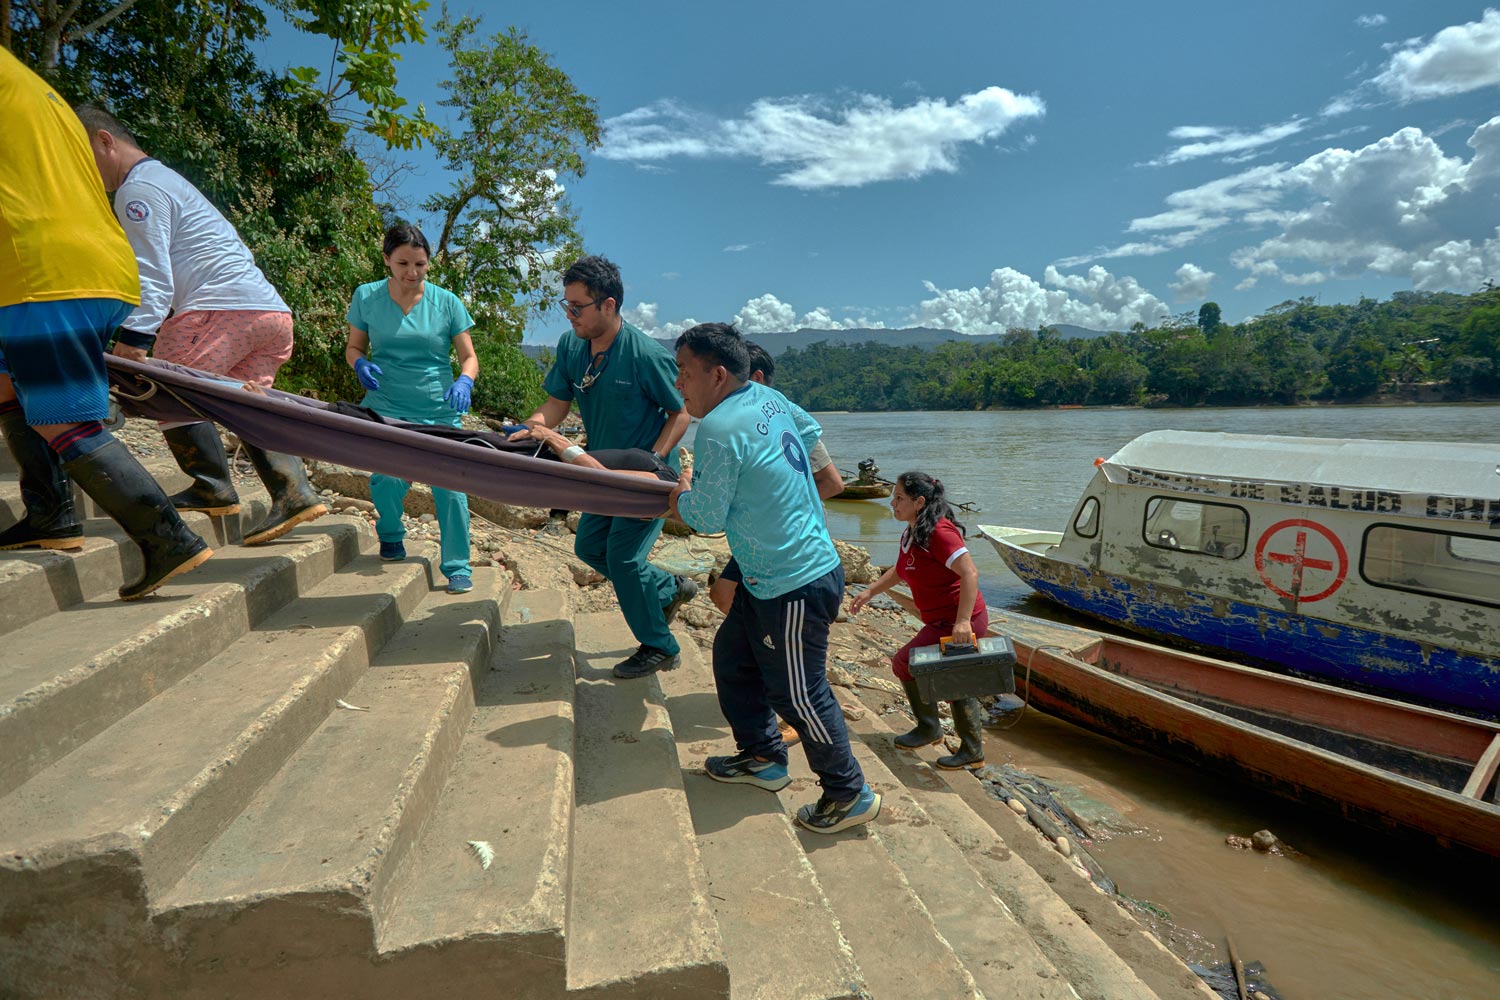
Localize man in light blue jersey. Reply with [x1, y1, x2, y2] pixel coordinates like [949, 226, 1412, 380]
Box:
[669, 323, 879, 834]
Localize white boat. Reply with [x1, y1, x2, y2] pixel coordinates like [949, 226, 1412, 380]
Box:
[980, 430, 1500, 717]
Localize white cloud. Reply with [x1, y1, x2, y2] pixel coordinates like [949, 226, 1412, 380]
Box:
[1168, 263, 1216, 300]
[1231, 118, 1500, 289]
[1356, 14, 1388, 28]
[600, 86, 1046, 189]
[722, 243, 752, 253]
[623, 302, 699, 340]
[733, 293, 798, 334]
[1145, 119, 1307, 167]
[1373, 9, 1500, 101]
[1073, 117, 1500, 294]
[916, 265, 1169, 334]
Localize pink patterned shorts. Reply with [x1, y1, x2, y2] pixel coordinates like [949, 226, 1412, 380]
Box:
[155, 309, 294, 387]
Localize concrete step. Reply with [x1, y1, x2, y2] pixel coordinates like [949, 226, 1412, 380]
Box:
[376, 589, 578, 998]
[774, 732, 985, 997]
[868, 713, 1211, 1000]
[836, 697, 1138, 1000]
[151, 567, 510, 990]
[567, 611, 728, 998]
[0, 545, 439, 996]
[657, 637, 866, 1000]
[0, 516, 370, 796]
[0, 531, 140, 635]
[0, 471, 272, 630]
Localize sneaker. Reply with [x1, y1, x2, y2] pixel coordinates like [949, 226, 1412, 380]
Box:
[777, 719, 801, 747]
[704, 750, 791, 791]
[379, 541, 406, 561]
[447, 573, 473, 594]
[662, 575, 699, 625]
[795, 784, 882, 834]
[612, 644, 681, 679]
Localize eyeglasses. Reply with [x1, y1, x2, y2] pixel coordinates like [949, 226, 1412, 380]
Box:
[560, 296, 604, 318]
[574, 351, 610, 394]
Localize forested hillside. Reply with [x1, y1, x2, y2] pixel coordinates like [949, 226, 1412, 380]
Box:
[773, 291, 1500, 410]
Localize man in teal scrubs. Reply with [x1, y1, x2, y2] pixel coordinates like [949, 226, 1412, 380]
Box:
[513, 256, 691, 677]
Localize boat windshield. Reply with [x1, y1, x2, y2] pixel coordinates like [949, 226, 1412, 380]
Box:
[1143, 497, 1248, 559]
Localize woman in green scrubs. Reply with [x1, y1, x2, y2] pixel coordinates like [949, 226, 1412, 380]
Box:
[344, 224, 480, 594]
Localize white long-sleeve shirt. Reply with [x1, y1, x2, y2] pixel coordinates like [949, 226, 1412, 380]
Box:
[113, 159, 288, 334]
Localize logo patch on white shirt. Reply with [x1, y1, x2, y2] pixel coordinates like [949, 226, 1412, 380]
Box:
[124, 200, 150, 223]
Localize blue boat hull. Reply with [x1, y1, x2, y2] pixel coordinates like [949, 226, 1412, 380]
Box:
[998, 545, 1499, 718]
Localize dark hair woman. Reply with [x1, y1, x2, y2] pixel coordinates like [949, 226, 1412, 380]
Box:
[848, 470, 987, 769]
[344, 223, 480, 593]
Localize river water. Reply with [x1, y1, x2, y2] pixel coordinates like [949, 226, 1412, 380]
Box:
[802, 405, 1500, 1000]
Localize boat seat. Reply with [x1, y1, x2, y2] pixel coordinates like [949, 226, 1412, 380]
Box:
[1461, 734, 1500, 803]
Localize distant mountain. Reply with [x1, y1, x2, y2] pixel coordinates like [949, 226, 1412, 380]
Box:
[520, 323, 1113, 361]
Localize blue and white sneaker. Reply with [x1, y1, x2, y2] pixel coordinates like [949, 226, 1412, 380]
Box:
[795, 784, 882, 834]
[704, 750, 791, 792]
[379, 541, 406, 561]
[447, 573, 473, 594]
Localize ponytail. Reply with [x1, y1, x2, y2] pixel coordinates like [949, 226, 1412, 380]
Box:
[896, 470, 963, 548]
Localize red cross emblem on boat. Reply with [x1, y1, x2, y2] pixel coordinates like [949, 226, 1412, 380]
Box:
[1253, 518, 1349, 602]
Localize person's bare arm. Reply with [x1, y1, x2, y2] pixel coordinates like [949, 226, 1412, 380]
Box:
[652, 408, 690, 459]
[950, 552, 981, 645]
[813, 462, 844, 499]
[452, 331, 479, 380]
[345, 326, 371, 368]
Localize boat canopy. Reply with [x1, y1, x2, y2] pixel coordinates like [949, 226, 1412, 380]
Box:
[1100, 430, 1500, 527]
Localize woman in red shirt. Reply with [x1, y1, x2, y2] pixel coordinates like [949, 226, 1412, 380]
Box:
[849, 471, 987, 769]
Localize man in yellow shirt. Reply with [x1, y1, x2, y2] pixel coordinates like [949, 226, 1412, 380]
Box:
[0, 49, 212, 600]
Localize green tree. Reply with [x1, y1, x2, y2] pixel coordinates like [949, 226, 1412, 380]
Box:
[421, 13, 601, 418]
[1198, 301, 1222, 334]
[1326, 336, 1385, 399]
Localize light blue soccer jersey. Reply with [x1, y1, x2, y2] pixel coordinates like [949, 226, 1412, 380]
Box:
[677, 381, 840, 599]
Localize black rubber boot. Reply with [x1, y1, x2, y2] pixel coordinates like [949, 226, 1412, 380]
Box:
[63, 437, 213, 600]
[936, 698, 986, 771]
[0, 407, 84, 551]
[240, 443, 328, 545]
[895, 678, 945, 749]
[161, 423, 241, 515]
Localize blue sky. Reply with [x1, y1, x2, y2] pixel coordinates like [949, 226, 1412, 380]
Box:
[259, 2, 1500, 343]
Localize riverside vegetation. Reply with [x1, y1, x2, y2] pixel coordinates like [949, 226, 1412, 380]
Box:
[773, 290, 1500, 411]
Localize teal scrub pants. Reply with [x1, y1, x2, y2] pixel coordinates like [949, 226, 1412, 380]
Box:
[370, 473, 471, 581]
[575, 512, 679, 655]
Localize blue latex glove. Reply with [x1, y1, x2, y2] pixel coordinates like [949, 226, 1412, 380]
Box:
[353, 356, 383, 390]
[444, 374, 474, 414]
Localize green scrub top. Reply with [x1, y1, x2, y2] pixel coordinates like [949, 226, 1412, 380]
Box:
[347, 279, 473, 427]
[544, 320, 682, 455]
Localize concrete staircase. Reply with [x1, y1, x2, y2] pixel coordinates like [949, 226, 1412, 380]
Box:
[0, 443, 1208, 999]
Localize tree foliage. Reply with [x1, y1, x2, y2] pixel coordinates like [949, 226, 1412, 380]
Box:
[420, 13, 601, 418]
[5, 1, 590, 416]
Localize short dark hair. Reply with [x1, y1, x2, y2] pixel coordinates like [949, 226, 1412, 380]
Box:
[383, 223, 431, 258]
[675, 323, 751, 381]
[74, 103, 137, 146]
[744, 341, 775, 384]
[562, 255, 624, 309]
